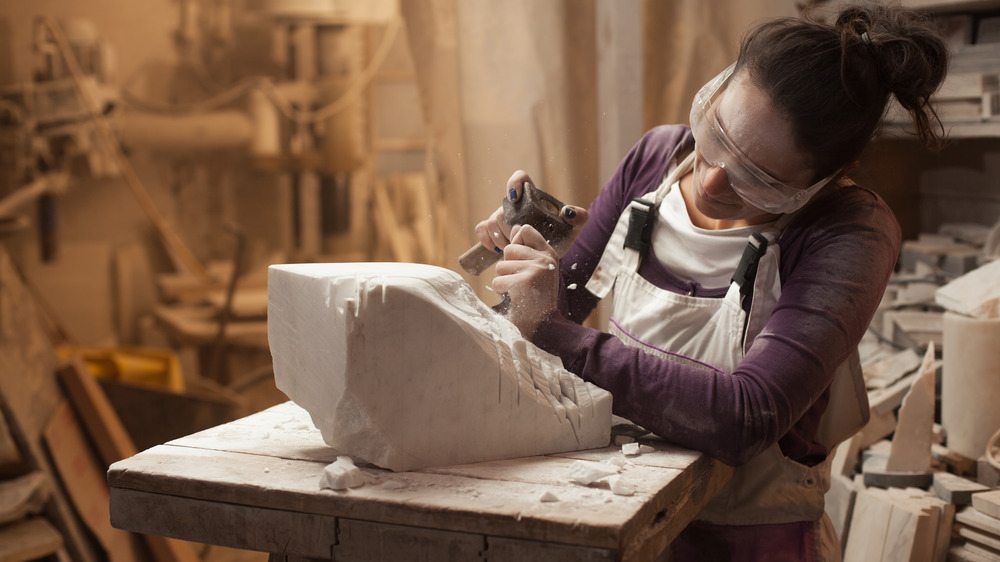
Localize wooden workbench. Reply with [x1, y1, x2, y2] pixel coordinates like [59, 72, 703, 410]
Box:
[108, 402, 732, 562]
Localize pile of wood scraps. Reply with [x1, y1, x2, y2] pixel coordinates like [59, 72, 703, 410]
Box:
[0, 247, 199, 562]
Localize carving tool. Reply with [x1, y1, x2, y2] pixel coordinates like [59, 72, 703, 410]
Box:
[459, 182, 574, 275]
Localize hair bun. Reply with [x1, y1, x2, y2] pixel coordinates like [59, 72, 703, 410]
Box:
[836, 3, 948, 146]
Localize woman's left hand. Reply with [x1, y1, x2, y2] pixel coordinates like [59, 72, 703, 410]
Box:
[492, 224, 561, 340]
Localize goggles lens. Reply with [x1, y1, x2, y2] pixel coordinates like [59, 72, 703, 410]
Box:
[689, 63, 838, 215]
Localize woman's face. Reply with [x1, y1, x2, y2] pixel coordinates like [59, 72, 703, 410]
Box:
[691, 72, 817, 222]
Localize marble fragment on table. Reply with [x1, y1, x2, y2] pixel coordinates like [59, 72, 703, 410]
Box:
[608, 475, 636, 496]
[321, 456, 365, 490]
[566, 460, 619, 485]
[267, 262, 613, 472]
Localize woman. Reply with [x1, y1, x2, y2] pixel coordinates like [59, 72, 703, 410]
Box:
[474, 3, 947, 561]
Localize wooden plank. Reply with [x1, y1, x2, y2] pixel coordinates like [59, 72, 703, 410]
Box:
[0, 517, 63, 562]
[43, 400, 142, 562]
[551, 441, 702, 470]
[55, 356, 200, 562]
[0, 406, 23, 474]
[109, 445, 632, 550]
[56, 356, 137, 464]
[111, 401, 731, 556]
[110, 485, 628, 562]
[110, 487, 335, 559]
[0, 471, 50, 526]
[0, 249, 100, 562]
[0, 253, 62, 447]
[424, 455, 683, 492]
[165, 401, 341, 464]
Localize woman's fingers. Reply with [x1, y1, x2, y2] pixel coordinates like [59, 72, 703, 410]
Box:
[474, 206, 510, 252]
[509, 222, 553, 253]
[506, 170, 534, 203]
[552, 204, 588, 256]
[472, 170, 537, 253]
[491, 225, 560, 339]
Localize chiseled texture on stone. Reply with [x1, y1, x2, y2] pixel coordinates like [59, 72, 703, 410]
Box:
[268, 262, 613, 472]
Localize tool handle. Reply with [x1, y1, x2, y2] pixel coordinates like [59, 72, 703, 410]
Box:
[459, 243, 502, 275]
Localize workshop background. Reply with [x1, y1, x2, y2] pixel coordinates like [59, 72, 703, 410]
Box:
[1, 0, 1000, 561]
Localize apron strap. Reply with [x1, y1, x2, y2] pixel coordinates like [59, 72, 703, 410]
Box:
[585, 152, 695, 299]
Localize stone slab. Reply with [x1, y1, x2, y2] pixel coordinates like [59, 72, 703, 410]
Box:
[972, 490, 1000, 520]
[886, 343, 936, 473]
[862, 455, 933, 490]
[933, 471, 990, 505]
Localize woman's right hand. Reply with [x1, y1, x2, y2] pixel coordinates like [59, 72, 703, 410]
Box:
[474, 170, 587, 256]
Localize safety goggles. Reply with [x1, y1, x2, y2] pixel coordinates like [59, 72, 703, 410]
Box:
[689, 63, 839, 215]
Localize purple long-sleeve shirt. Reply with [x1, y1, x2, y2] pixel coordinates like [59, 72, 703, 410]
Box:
[533, 125, 900, 468]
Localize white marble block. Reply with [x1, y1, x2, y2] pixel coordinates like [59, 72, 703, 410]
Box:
[267, 262, 613, 471]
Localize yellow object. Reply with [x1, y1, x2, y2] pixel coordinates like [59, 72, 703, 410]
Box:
[57, 346, 186, 393]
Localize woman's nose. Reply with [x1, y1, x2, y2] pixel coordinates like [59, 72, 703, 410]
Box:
[703, 165, 731, 197]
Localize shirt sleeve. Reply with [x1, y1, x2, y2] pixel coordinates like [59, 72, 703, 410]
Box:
[534, 151, 901, 467]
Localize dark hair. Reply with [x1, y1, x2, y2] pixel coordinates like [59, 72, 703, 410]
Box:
[735, 2, 948, 179]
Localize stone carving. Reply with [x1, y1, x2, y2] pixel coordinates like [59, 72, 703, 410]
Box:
[268, 262, 612, 471]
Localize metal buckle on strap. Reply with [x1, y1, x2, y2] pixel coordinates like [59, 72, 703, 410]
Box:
[732, 232, 769, 296]
[624, 198, 655, 254]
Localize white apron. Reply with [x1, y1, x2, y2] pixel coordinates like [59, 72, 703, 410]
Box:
[585, 153, 868, 558]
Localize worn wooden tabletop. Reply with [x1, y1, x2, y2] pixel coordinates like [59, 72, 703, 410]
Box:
[108, 402, 732, 562]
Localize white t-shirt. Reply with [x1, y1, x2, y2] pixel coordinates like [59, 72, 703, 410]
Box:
[651, 178, 773, 289]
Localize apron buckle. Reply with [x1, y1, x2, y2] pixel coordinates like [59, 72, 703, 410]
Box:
[732, 232, 769, 296]
[624, 198, 656, 254]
